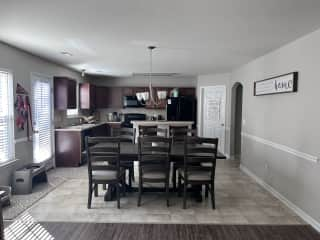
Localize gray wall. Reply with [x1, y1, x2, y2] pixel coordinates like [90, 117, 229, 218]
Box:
[230, 29, 320, 225]
[198, 30, 320, 223]
[0, 42, 81, 185]
[197, 28, 320, 227]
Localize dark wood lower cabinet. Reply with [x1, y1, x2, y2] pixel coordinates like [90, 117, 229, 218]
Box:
[55, 124, 109, 167]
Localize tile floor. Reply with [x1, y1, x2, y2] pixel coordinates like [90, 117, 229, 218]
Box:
[25, 160, 305, 224]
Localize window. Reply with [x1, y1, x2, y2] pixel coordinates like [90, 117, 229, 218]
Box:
[32, 74, 53, 163]
[66, 108, 78, 116]
[66, 83, 79, 116]
[0, 71, 14, 163]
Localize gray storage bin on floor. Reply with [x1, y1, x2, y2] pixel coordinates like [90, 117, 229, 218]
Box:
[12, 164, 47, 195]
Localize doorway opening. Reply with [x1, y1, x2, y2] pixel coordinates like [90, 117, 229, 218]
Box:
[230, 82, 243, 160]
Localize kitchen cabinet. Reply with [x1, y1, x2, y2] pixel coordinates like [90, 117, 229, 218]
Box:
[55, 123, 110, 167]
[80, 83, 96, 109]
[179, 88, 196, 96]
[107, 87, 123, 108]
[95, 86, 109, 109]
[54, 77, 77, 110]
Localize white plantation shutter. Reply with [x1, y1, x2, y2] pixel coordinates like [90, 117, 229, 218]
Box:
[32, 75, 53, 163]
[0, 71, 14, 163]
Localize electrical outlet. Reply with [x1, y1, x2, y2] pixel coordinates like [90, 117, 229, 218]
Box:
[242, 119, 246, 126]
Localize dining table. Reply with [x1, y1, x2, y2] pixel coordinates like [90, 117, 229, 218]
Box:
[97, 141, 226, 201]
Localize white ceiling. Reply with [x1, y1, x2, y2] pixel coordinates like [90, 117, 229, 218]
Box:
[1, 0, 320, 77]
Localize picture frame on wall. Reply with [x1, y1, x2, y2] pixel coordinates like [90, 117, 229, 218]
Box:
[254, 72, 298, 96]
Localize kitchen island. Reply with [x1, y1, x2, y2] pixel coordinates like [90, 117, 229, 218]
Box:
[131, 121, 194, 141]
[55, 122, 121, 167]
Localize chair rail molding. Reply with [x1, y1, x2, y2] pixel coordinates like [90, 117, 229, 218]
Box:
[241, 132, 319, 163]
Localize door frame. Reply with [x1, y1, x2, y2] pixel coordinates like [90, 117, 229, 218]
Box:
[199, 85, 226, 155]
[30, 72, 55, 168]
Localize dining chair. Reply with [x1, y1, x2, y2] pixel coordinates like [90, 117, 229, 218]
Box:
[178, 137, 218, 209]
[138, 136, 172, 207]
[138, 125, 168, 137]
[85, 137, 125, 209]
[170, 126, 196, 190]
[112, 127, 136, 187]
[0, 203, 4, 240]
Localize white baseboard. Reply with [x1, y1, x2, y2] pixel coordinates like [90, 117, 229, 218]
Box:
[240, 164, 320, 232]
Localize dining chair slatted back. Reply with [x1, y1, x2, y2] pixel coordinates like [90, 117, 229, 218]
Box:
[139, 126, 168, 138]
[178, 136, 218, 209]
[137, 136, 172, 207]
[112, 127, 136, 187]
[112, 127, 135, 143]
[0, 204, 3, 240]
[170, 126, 196, 190]
[169, 126, 196, 144]
[85, 137, 124, 209]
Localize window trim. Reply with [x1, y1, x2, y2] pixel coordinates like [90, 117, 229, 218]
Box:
[0, 68, 15, 164]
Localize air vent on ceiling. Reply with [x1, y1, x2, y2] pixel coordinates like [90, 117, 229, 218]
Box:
[132, 73, 180, 77]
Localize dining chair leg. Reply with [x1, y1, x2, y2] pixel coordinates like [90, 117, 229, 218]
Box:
[210, 184, 215, 209]
[205, 184, 209, 198]
[87, 182, 92, 209]
[178, 174, 182, 197]
[122, 176, 126, 197]
[138, 178, 142, 207]
[128, 168, 132, 187]
[165, 179, 169, 207]
[183, 181, 187, 209]
[116, 183, 120, 209]
[172, 164, 177, 191]
[131, 166, 135, 182]
[94, 184, 98, 197]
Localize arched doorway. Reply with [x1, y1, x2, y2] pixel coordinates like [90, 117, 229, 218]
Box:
[230, 82, 243, 160]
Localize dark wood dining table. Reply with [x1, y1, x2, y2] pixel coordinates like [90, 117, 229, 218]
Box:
[99, 142, 226, 201]
[118, 142, 226, 160]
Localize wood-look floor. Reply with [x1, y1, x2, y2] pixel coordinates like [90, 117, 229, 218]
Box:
[37, 222, 320, 240]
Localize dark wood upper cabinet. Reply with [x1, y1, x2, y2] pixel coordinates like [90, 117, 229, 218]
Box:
[95, 86, 109, 109]
[80, 83, 96, 109]
[54, 77, 77, 110]
[107, 87, 123, 108]
[178, 88, 196, 96]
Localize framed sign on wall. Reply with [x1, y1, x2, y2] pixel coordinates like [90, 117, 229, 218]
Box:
[254, 72, 298, 96]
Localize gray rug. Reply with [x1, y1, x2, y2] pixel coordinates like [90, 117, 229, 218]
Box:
[3, 175, 65, 220]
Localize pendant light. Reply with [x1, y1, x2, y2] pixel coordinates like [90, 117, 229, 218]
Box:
[136, 46, 167, 105]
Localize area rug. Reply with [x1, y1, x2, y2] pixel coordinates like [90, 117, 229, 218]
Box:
[2, 175, 65, 220]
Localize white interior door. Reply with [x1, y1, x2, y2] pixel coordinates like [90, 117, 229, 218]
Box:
[201, 85, 226, 154]
[32, 73, 54, 164]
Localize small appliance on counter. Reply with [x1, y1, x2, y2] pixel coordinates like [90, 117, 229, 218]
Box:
[121, 113, 146, 128]
[107, 112, 120, 122]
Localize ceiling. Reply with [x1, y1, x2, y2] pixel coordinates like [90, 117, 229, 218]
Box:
[1, 0, 320, 77]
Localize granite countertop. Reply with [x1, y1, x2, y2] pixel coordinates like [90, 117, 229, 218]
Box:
[55, 121, 121, 132]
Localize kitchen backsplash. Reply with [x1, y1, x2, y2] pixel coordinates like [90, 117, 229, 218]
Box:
[54, 110, 82, 128]
[54, 108, 166, 128]
[97, 108, 166, 122]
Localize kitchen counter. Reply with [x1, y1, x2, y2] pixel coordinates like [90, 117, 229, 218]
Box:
[55, 122, 121, 132]
[131, 121, 194, 127]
